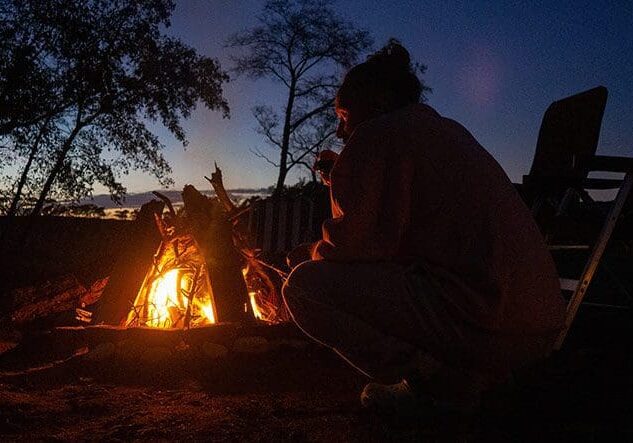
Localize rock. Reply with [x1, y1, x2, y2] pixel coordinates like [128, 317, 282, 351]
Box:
[201, 342, 228, 359]
[140, 346, 171, 364]
[0, 329, 21, 355]
[85, 342, 116, 362]
[232, 336, 269, 354]
[268, 338, 309, 351]
[0, 341, 18, 355]
[116, 340, 145, 362]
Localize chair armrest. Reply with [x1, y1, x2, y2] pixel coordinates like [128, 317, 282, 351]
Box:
[581, 178, 624, 189]
[587, 155, 633, 173]
[522, 174, 623, 190]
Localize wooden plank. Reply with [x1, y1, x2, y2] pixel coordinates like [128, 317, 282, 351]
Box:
[589, 155, 633, 173]
[548, 245, 590, 250]
[262, 200, 274, 253]
[291, 198, 302, 248]
[559, 278, 579, 292]
[304, 199, 314, 243]
[276, 199, 287, 253]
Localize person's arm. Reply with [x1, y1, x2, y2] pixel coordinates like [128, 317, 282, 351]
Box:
[312, 124, 414, 262]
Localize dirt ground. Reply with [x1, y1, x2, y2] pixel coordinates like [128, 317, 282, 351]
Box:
[1, 312, 632, 442]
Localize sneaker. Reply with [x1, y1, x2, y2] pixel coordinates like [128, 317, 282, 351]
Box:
[360, 379, 433, 413]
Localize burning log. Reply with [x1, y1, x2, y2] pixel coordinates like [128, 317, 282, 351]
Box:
[181, 184, 253, 323]
[125, 229, 217, 328]
[206, 163, 238, 214]
[122, 180, 254, 328]
[206, 164, 289, 323]
[93, 200, 165, 325]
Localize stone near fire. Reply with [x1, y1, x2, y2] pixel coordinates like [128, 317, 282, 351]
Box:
[269, 338, 309, 351]
[0, 341, 18, 356]
[0, 329, 21, 356]
[140, 346, 172, 364]
[85, 342, 116, 362]
[201, 342, 228, 359]
[232, 336, 269, 354]
[116, 339, 146, 362]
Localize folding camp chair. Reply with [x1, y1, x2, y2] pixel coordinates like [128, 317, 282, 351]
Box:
[521, 86, 633, 350]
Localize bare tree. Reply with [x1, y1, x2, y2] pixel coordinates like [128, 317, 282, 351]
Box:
[227, 0, 372, 195]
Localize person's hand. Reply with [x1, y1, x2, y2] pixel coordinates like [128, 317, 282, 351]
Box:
[314, 150, 339, 186]
[286, 242, 315, 269]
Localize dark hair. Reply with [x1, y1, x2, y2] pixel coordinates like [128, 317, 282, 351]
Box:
[338, 39, 422, 111]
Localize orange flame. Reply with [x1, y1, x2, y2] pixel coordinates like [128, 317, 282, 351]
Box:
[126, 245, 217, 329]
[249, 290, 263, 321]
[141, 268, 216, 328]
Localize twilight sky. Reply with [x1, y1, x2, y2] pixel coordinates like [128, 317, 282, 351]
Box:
[118, 0, 633, 193]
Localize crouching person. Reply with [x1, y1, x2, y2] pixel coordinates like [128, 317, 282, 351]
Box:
[282, 41, 566, 414]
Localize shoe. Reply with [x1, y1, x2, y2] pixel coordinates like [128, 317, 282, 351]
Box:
[361, 377, 484, 416]
[360, 379, 433, 414]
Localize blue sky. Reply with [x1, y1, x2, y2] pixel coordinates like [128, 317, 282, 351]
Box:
[118, 0, 633, 193]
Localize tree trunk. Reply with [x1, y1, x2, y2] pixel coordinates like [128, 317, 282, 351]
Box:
[29, 122, 83, 217]
[274, 77, 297, 196]
[7, 120, 49, 218]
[0, 122, 50, 251]
[10, 274, 108, 326]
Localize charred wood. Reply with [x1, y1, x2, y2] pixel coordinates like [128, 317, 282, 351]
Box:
[182, 185, 253, 323]
[206, 165, 288, 322]
[92, 200, 164, 325]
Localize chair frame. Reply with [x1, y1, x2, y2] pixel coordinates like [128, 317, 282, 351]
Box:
[520, 86, 633, 349]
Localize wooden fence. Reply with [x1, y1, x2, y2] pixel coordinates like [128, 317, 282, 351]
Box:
[245, 196, 318, 255]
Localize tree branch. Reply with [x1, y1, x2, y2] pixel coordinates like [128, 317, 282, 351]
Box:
[250, 147, 279, 168]
[295, 82, 338, 98]
[290, 100, 333, 131]
[288, 128, 335, 168]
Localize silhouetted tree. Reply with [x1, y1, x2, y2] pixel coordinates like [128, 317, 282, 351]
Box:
[0, 0, 229, 219]
[227, 0, 372, 195]
[0, 4, 62, 137]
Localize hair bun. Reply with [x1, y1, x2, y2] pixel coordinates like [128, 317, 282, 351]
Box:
[339, 39, 423, 109]
[367, 38, 411, 73]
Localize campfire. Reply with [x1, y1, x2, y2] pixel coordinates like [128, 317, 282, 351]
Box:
[117, 165, 287, 329]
